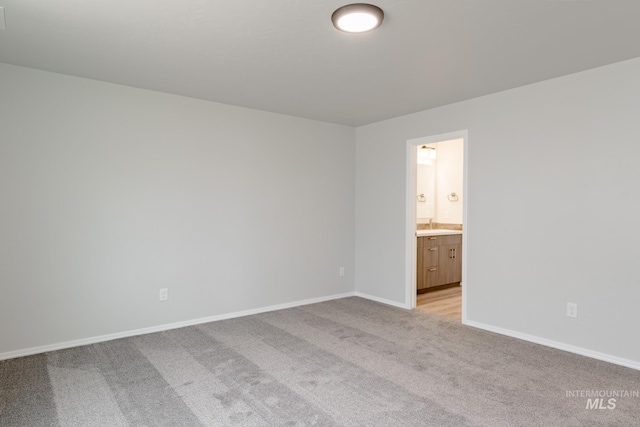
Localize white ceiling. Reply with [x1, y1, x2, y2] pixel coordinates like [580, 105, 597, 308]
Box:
[1, 0, 640, 126]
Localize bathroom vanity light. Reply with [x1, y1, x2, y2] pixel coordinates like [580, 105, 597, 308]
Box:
[331, 3, 384, 33]
[418, 146, 436, 165]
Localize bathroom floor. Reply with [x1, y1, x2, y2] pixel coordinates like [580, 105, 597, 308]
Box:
[416, 285, 461, 321]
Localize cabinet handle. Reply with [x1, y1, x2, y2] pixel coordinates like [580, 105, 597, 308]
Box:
[428, 237, 437, 240]
[428, 247, 437, 251]
[428, 268, 437, 272]
[453, 248, 457, 259]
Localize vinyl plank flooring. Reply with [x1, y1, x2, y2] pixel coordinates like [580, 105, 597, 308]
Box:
[416, 286, 461, 321]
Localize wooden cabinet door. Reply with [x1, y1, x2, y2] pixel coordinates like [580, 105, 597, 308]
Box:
[418, 234, 462, 290]
[438, 243, 462, 285]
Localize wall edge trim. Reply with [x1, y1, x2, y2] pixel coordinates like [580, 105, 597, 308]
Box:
[0, 292, 357, 361]
[354, 291, 410, 309]
[463, 319, 640, 371]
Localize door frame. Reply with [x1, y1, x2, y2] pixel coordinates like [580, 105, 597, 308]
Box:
[405, 130, 469, 323]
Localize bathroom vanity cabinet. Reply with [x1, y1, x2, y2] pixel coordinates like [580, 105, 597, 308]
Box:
[417, 233, 462, 290]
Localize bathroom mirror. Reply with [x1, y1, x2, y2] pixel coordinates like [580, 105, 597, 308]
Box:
[416, 147, 436, 223]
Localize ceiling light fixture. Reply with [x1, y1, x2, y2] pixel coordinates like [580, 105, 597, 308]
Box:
[331, 3, 384, 33]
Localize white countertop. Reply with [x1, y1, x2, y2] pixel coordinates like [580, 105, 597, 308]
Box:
[416, 229, 462, 237]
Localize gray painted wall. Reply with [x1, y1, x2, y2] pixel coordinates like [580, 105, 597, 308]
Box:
[0, 63, 355, 355]
[3, 57, 640, 366]
[356, 58, 640, 364]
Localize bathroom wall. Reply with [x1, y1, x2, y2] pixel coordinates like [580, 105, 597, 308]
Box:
[416, 139, 463, 228]
[434, 139, 463, 225]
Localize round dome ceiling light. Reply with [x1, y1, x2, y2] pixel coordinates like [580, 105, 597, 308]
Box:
[331, 3, 384, 33]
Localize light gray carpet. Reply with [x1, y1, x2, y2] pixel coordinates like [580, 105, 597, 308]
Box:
[1, 297, 639, 426]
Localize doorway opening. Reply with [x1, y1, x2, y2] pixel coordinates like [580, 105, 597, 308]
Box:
[405, 131, 468, 323]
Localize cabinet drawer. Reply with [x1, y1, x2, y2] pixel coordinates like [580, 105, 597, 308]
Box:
[422, 245, 438, 267]
[421, 236, 440, 247]
[419, 234, 461, 247]
[422, 267, 439, 288]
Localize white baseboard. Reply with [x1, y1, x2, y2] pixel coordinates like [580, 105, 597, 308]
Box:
[0, 292, 356, 361]
[463, 319, 640, 371]
[354, 291, 410, 309]
[8, 293, 634, 373]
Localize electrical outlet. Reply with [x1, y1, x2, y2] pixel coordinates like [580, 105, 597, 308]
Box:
[339, 267, 345, 277]
[159, 288, 168, 302]
[566, 302, 577, 318]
